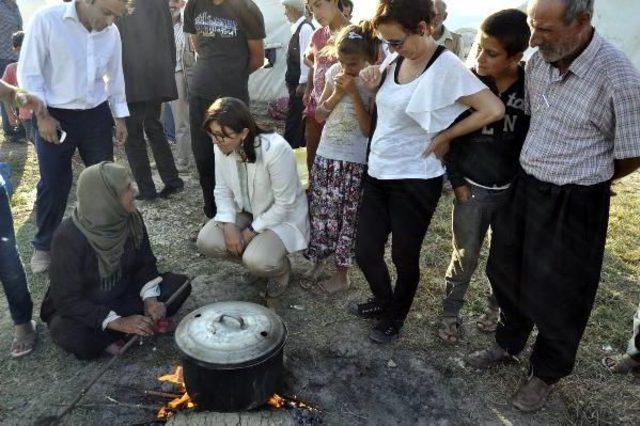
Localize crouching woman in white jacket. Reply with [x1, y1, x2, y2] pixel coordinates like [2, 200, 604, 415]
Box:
[196, 97, 310, 297]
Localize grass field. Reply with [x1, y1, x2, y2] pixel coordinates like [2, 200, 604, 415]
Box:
[0, 114, 639, 424]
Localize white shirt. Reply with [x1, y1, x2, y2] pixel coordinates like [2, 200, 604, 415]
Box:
[368, 51, 486, 180]
[292, 16, 313, 85]
[17, 0, 129, 118]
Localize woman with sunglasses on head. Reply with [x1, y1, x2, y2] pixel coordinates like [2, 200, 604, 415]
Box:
[196, 97, 310, 298]
[350, 0, 505, 343]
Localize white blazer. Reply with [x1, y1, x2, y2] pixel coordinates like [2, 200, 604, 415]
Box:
[213, 132, 310, 253]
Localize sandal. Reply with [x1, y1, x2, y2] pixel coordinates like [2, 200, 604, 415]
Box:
[10, 320, 37, 359]
[477, 307, 500, 333]
[438, 317, 461, 344]
[602, 354, 640, 374]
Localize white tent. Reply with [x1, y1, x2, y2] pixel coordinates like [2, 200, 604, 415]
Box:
[248, 0, 291, 102]
[16, 0, 640, 101]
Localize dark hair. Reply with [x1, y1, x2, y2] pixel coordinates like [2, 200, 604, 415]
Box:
[372, 0, 434, 34]
[11, 31, 24, 49]
[323, 21, 380, 63]
[480, 9, 530, 57]
[305, 0, 344, 13]
[342, 0, 353, 9]
[202, 97, 272, 163]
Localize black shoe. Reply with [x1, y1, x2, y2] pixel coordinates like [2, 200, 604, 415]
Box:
[348, 299, 386, 319]
[158, 181, 184, 199]
[369, 319, 401, 344]
[135, 192, 158, 201]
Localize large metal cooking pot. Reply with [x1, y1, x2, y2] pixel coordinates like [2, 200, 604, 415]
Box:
[174, 301, 287, 412]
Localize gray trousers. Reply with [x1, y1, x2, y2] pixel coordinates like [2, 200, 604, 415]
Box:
[442, 183, 507, 317]
[169, 71, 193, 167]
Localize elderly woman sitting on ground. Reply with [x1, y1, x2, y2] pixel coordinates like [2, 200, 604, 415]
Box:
[40, 162, 191, 360]
[197, 97, 310, 297]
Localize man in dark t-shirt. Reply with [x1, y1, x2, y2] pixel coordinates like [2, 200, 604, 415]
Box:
[183, 0, 265, 221]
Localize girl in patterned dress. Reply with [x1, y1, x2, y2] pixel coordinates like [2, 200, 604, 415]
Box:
[305, 22, 380, 294]
[303, 0, 350, 175]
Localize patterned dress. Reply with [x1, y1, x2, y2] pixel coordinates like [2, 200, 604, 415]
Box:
[305, 64, 373, 268]
[303, 26, 335, 118]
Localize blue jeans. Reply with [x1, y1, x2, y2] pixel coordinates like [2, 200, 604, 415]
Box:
[33, 102, 114, 250]
[0, 184, 33, 325]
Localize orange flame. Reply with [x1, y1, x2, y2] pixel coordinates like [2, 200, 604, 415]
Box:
[267, 394, 286, 409]
[156, 366, 196, 421]
[267, 393, 318, 412]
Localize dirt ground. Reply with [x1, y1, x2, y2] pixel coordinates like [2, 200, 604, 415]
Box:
[0, 104, 639, 425]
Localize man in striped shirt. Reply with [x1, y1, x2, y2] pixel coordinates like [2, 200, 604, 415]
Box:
[468, 0, 640, 413]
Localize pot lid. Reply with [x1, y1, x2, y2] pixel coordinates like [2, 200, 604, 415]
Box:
[175, 301, 287, 368]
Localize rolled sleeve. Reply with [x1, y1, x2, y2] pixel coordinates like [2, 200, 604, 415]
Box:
[139, 276, 163, 300]
[106, 27, 129, 118]
[612, 81, 640, 160]
[101, 311, 121, 331]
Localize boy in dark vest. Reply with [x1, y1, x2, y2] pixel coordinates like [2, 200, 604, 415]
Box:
[438, 9, 531, 343]
[282, 0, 314, 148]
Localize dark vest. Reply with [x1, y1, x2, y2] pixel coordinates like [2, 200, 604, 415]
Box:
[285, 19, 314, 85]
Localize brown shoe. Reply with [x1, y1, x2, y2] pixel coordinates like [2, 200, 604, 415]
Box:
[512, 376, 554, 412]
[467, 344, 518, 369]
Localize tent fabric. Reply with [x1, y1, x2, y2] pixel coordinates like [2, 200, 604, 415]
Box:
[247, 0, 291, 103]
[16, 0, 640, 101]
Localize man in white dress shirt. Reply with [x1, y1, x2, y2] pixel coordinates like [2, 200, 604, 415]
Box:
[18, 0, 129, 273]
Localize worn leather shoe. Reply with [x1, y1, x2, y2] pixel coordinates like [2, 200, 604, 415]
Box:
[467, 343, 518, 369]
[158, 180, 185, 199]
[512, 376, 555, 412]
[369, 318, 401, 344]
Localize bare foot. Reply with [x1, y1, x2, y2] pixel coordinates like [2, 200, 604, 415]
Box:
[316, 268, 350, 294]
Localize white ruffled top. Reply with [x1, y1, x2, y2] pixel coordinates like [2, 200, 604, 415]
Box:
[368, 50, 487, 180]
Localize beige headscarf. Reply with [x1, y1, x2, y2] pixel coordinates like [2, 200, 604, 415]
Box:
[72, 162, 144, 291]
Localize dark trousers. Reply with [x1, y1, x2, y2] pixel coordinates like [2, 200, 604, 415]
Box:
[0, 184, 33, 325]
[355, 175, 443, 323]
[284, 83, 305, 149]
[189, 95, 217, 218]
[487, 171, 610, 383]
[33, 102, 114, 251]
[48, 272, 191, 360]
[124, 102, 181, 197]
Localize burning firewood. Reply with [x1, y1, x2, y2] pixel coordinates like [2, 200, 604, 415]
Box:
[156, 365, 196, 421]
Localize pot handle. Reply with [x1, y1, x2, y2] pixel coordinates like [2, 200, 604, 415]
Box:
[218, 314, 245, 329]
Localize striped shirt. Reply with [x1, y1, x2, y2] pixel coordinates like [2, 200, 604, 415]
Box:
[521, 31, 640, 186]
[0, 0, 22, 61]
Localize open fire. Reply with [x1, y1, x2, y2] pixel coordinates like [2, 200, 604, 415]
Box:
[155, 365, 321, 423]
[156, 366, 196, 421]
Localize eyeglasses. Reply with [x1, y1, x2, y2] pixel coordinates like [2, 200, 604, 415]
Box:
[207, 131, 237, 142]
[378, 34, 409, 49]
